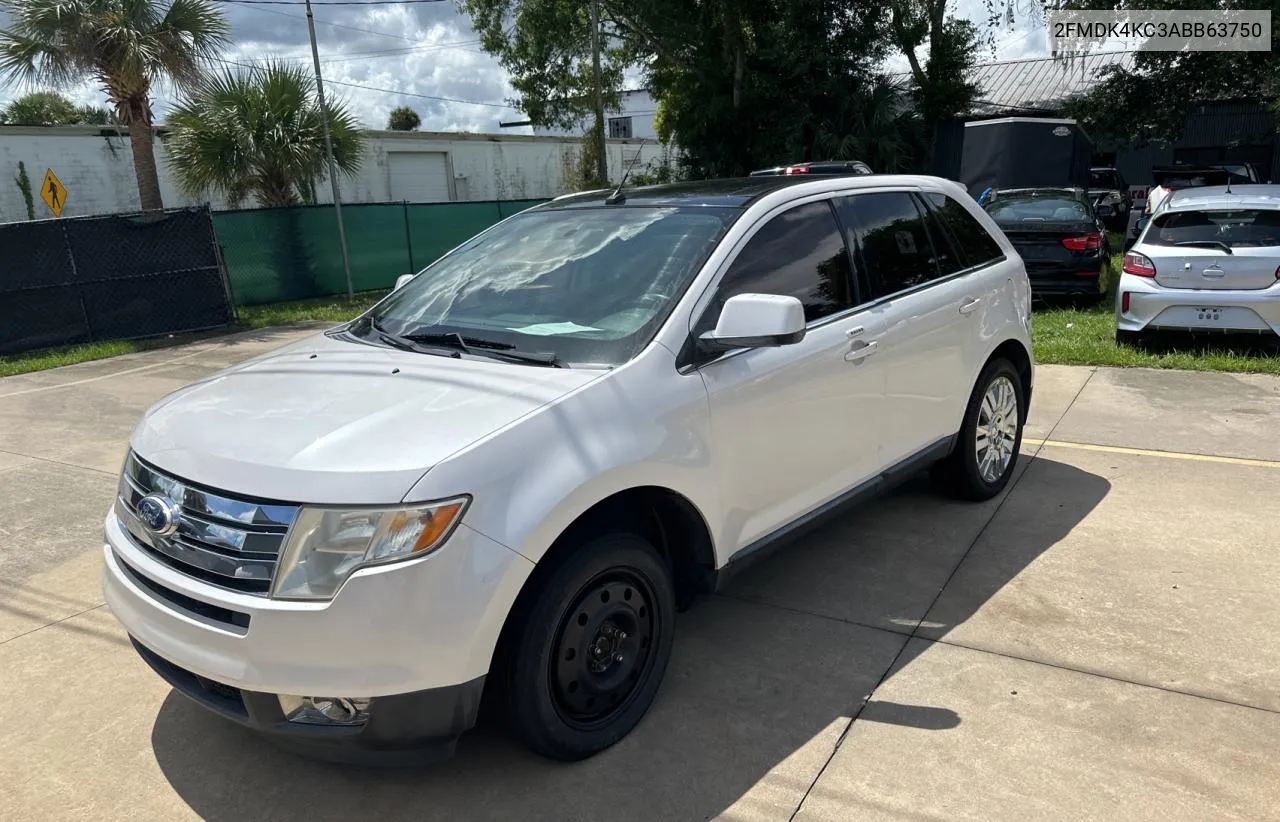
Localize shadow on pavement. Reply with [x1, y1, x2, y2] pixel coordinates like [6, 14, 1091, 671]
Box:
[150, 454, 1109, 821]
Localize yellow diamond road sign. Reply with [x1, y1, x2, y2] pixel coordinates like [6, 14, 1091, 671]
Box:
[40, 167, 67, 218]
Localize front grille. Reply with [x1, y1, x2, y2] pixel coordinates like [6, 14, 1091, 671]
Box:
[116, 453, 299, 595]
[115, 550, 251, 630]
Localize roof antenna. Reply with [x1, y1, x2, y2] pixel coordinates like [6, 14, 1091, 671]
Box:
[605, 138, 648, 205]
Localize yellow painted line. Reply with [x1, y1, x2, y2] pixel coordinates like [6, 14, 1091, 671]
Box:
[1022, 438, 1280, 469]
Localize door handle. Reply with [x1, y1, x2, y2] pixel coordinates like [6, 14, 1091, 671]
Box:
[958, 297, 982, 315]
[844, 340, 878, 362]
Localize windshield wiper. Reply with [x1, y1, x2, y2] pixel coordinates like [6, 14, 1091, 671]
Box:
[403, 331, 565, 368]
[1175, 240, 1234, 255]
[366, 319, 460, 359]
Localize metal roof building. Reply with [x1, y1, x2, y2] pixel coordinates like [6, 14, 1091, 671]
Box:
[888, 51, 1135, 116]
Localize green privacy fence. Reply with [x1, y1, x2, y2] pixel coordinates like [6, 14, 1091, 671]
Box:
[212, 199, 548, 306]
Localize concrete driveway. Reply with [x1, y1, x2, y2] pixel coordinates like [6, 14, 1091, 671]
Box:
[2, 330, 1278, 821]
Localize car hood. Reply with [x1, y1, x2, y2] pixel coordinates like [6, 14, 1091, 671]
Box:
[130, 332, 599, 504]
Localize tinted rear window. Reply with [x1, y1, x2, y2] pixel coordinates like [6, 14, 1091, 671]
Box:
[986, 197, 1090, 222]
[1149, 209, 1280, 248]
[1090, 171, 1115, 188]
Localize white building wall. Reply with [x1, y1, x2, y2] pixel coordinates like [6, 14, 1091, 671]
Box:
[531, 90, 660, 141]
[0, 125, 667, 221]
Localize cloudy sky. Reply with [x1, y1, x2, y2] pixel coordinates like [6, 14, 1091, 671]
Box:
[0, 0, 1057, 133]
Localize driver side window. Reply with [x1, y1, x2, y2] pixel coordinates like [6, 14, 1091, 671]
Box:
[696, 200, 853, 335]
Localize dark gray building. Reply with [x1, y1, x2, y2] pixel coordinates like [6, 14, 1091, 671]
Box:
[897, 51, 1278, 189]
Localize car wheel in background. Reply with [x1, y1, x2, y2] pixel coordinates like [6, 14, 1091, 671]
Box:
[1115, 329, 1147, 349]
[932, 357, 1025, 502]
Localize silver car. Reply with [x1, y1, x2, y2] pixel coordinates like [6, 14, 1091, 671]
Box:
[1116, 184, 1280, 344]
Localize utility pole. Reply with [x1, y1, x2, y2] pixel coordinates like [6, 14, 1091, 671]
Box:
[588, 0, 608, 183]
[304, 0, 354, 300]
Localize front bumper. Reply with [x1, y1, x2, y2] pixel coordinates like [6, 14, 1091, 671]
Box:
[103, 507, 533, 756]
[132, 636, 485, 764]
[1116, 274, 1280, 335]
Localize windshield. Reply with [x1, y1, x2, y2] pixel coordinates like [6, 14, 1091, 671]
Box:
[1089, 171, 1115, 188]
[987, 196, 1090, 222]
[359, 205, 736, 367]
[1148, 208, 1280, 248]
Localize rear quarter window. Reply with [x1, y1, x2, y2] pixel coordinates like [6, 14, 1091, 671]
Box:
[922, 192, 1005, 267]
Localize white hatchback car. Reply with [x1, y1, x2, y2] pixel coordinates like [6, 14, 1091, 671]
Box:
[102, 174, 1033, 764]
[1118, 185, 1280, 344]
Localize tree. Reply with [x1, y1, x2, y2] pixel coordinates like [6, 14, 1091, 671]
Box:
[889, 4, 982, 165]
[1060, 0, 1280, 145]
[1, 90, 77, 124]
[386, 105, 421, 131]
[458, 0, 625, 134]
[165, 61, 363, 208]
[0, 91, 118, 125]
[0, 0, 231, 212]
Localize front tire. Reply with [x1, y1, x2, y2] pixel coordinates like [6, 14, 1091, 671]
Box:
[933, 358, 1024, 501]
[503, 531, 676, 761]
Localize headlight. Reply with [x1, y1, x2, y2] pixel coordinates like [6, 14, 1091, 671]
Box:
[271, 497, 469, 600]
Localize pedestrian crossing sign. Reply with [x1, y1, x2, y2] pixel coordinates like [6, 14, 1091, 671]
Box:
[40, 167, 67, 218]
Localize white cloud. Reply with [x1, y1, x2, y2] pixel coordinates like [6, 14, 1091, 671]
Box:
[0, 0, 526, 133]
[1, 1, 1066, 130]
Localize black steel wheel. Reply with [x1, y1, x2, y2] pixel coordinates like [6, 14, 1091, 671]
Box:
[550, 571, 658, 728]
[503, 531, 675, 760]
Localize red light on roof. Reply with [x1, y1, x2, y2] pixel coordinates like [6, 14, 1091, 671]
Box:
[783, 166, 810, 175]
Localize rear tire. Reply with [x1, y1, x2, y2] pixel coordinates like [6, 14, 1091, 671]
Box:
[1115, 329, 1145, 349]
[503, 531, 675, 761]
[932, 358, 1024, 501]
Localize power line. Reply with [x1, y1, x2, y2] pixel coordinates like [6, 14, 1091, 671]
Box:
[223, 0, 422, 43]
[211, 56, 515, 109]
[214, 0, 453, 5]
[324, 77, 515, 108]
[228, 39, 482, 65]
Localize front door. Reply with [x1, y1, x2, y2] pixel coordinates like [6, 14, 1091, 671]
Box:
[693, 199, 887, 555]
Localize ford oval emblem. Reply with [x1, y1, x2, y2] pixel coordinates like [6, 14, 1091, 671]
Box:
[1052, 126, 1070, 137]
[136, 494, 180, 536]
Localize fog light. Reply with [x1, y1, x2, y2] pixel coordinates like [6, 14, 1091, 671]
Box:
[279, 694, 372, 726]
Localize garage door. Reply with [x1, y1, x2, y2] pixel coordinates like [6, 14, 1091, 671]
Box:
[388, 152, 452, 202]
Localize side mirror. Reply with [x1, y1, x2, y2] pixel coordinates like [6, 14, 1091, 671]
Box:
[699, 293, 806, 351]
[394, 274, 415, 291]
[1097, 204, 1114, 218]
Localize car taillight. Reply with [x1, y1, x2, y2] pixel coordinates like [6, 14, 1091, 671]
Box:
[1123, 251, 1157, 277]
[1063, 233, 1104, 251]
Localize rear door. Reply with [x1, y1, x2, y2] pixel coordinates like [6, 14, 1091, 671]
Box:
[1145, 207, 1280, 291]
[834, 189, 972, 466]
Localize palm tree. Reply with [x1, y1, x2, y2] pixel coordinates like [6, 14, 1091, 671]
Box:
[0, 0, 230, 212]
[165, 61, 363, 208]
[0, 91, 118, 125]
[386, 105, 420, 131]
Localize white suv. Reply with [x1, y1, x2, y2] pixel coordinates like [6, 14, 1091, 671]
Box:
[102, 174, 1034, 764]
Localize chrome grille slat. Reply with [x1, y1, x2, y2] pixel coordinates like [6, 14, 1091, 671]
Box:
[119, 454, 298, 596]
[127, 457, 298, 529]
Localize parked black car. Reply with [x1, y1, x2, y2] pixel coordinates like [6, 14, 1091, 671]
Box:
[748, 160, 873, 177]
[1088, 167, 1132, 232]
[982, 187, 1112, 301]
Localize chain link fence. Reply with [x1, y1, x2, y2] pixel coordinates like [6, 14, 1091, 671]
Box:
[213, 199, 548, 306]
[0, 207, 235, 356]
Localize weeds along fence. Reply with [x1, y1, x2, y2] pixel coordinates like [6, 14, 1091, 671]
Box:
[213, 199, 548, 306]
[0, 207, 235, 356]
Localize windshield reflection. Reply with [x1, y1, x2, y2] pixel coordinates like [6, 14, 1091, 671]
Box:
[364, 205, 736, 367]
